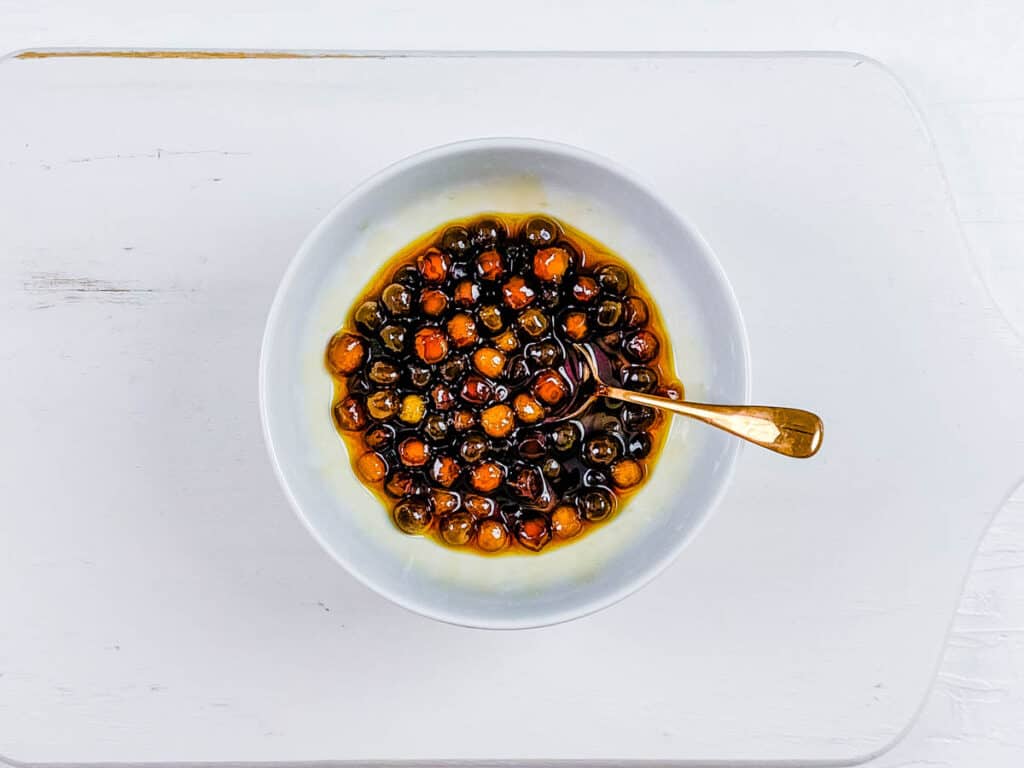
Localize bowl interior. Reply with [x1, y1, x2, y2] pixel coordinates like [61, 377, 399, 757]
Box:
[260, 139, 749, 628]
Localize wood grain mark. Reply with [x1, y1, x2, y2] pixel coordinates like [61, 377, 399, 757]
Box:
[23, 272, 187, 308]
[15, 50, 383, 61]
[66, 149, 250, 164]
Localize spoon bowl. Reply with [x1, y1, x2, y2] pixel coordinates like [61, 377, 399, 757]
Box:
[552, 342, 823, 459]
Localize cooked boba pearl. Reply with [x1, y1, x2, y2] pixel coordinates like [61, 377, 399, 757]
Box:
[441, 225, 472, 257]
[346, 372, 371, 395]
[392, 264, 422, 288]
[326, 332, 366, 376]
[571, 275, 600, 304]
[532, 369, 569, 405]
[623, 330, 660, 363]
[397, 437, 430, 467]
[561, 310, 589, 341]
[525, 340, 562, 369]
[363, 423, 395, 450]
[353, 300, 385, 333]
[610, 458, 644, 488]
[516, 431, 547, 461]
[477, 518, 510, 551]
[366, 390, 400, 420]
[513, 393, 545, 424]
[594, 299, 623, 329]
[379, 324, 407, 354]
[431, 383, 457, 411]
[583, 433, 620, 466]
[463, 494, 497, 519]
[423, 413, 451, 443]
[385, 471, 418, 498]
[417, 247, 450, 284]
[533, 246, 572, 283]
[453, 280, 481, 306]
[580, 488, 615, 521]
[414, 327, 449, 364]
[419, 288, 448, 317]
[447, 313, 479, 349]
[439, 512, 475, 546]
[509, 465, 545, 503]
[517, 308, 549, 337]
[596, 264, 629, 294]
[494, 328, 519, 353]
[333, 395, 367, 431]
[627, 432, 653, 459]
[542, 457, 562, 479]
[381, 283, 414, 315]
[398, 394, 427, 425]
[405, 362, 432, 389]
[480, 403, 515, 438]
[356, 451, 388, 482]
[470, 461, 505, 493]
[460, 374, 493, 406]
[623, 296, 649, 327]
[505, 355, 531, 384]
[551, 503, 583, 538]
[516, 515, 551, 551]
[621, 365, 659, 393]
[451, 410, 476, 432]
[473, 347, 506, 379]
[601, 330, 624, 350]
[539, 283, 562, 309]
[471, 218, 506, 249]
[430, 455, 461, 488]
[367, 359, 401, 386]
[476, 250, 506, 281]
[590, 411, 625, 437]
[393, 498, 432, 535]
[522, 216, 558, 248]
[549, 421, 581, 452]
[459, 432, 489, 463]
[439, 355, 468, 383]
[501, 276, 536, 310]
[621, 403, 657, 431]
[431, 489, 461, 516]
[478, 304, 505, 333]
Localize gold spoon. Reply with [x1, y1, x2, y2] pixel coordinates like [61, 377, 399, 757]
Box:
[556, 343, 824, 459]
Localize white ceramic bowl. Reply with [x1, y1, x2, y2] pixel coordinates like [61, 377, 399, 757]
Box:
[260, 138, 750, 629]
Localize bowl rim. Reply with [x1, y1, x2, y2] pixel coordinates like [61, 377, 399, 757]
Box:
[259, 136, 752, 629]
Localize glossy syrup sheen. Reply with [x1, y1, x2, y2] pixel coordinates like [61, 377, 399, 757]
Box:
[327, 213, 682, 555]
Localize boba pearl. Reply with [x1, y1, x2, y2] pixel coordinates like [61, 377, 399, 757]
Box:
[580, 488, 615, 522]
[476, 518, 509, 551]
[393, 498, 431, 535]
[439, 512, 475, 546]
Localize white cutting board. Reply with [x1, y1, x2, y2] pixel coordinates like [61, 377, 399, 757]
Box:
[0, 50, 1022, 765]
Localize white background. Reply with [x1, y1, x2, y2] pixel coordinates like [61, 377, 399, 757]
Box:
[0, 2, 1021, 765]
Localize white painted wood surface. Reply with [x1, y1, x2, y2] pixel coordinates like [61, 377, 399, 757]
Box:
[1, 2, 1023, 766]
[2, 51, 1022, 765]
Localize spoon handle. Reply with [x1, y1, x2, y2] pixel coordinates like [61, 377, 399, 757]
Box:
[599, 386, 824, 459]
